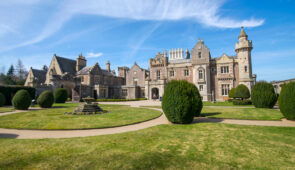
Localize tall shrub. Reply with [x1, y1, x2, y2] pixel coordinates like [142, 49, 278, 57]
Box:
[12, 90, 31, 110]
[162, 80, 203, 124]
[279, 82, 295, 120]
[229, 88, 236, 99]
[251, 81, 277, 108]
[54, 88, 68, 103]
[234, 84, 250, 100]
[0, 93, 5, 107]
[37, 91, 54, 108]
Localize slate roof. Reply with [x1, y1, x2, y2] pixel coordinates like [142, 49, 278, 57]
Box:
[31, 69, 46, 84]
[55, 56, 77, 75]
[77, 66, 94, 75]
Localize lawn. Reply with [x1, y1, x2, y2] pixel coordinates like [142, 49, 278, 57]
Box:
[0, 123, 295, 169]
[0, 107, 14, 113]
[0, 103, 162, 129]
[141, 106, 283, 120]
[201, 107, 283, 120]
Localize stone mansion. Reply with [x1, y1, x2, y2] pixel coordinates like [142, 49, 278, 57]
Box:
[25, 27, 256, 101]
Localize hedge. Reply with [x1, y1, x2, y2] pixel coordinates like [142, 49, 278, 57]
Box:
[0, 85, 35, 105]
[96, 98, 147, 102]
[233, 99, 252, 105]
[0, 93, 5, 107]
[229, 88, 236, 99]
[234, 84, 250, 100]
[37, 91, 54, 108]
[162, 80, 203, 124]
[251, 81, 277, 108]
[279, 82, 295, 120]
[54, 88, 68, 103]
[12, 90, 32, 110]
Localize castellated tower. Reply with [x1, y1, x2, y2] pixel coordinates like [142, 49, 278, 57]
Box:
[76, 53, 86, 72]
[235, 27, 254, 90]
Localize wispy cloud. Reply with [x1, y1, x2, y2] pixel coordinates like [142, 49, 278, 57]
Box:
[0, 0, 264, 52]
[86, 52, 103, 58]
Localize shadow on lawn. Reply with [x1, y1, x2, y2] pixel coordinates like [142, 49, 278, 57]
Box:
[0, 133, 19, 139]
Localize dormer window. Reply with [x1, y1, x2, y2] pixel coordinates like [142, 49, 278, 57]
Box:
[244, 66, 248, 72]
[198, 52, 201, 58]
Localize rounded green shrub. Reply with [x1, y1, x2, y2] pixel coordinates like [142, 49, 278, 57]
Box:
[162, 80, 203, 124]
[54, 88, 68, 103]
[233, 99, 252, 105]
[234, 84, 250, 100]
[229, 88, 236, 99]
[251, 81, 277, 108]
[12, 90, 31, 110]
[37, 91, 54, 108]
[0, 92, 6, 107]
[279, 82, 295, 120]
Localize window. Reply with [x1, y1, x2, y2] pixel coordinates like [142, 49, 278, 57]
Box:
[133, 78, 138, 85]
[199, 85, 203, 91]
[170, 70, 174, 77]
[221, 84, 230, 96]
[156, 70, 160, 80]
[244, 66, 248, 72]
[198, 52, 201, 58]
[81, 76, 84, 82]
[221, 66, 229, 74]
[198, 70, 203, 79]
[122, 89, 127, 97]
[184, 69, 189, 76]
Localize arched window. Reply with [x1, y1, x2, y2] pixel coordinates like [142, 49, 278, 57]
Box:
[199, 70, 203, 79]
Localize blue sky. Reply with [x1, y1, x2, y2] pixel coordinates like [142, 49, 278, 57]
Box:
[0, 0, 294, 81]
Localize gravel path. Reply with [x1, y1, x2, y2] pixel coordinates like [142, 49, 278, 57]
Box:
[0, 101, 294, 139]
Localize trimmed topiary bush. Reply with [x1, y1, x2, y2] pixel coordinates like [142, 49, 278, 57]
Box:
[37, 91, 54, 108]
[251, 81, 277, 108]
[12, 90, 31, 110]
[229, 88, 236, 99]
[162, 80, 203, 124]
[234, 84, 250, 100]
[279, 82, 295, 120]
[0, 92, 6, 107]
[54, 88, 68, 103]
[0, 86, 35, 105]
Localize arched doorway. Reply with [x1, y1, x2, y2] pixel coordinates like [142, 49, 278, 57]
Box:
[152, 88, 159, 99]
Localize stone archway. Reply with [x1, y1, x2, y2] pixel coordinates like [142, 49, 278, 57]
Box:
[151, 88, 159, 99]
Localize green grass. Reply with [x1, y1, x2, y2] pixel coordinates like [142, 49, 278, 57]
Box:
[203, 101, 253, 106]
[0, 107, 14, 113]
[202, 107, 283, 120]
[0, 123, 295, 169]
[0, 103, 162, 129]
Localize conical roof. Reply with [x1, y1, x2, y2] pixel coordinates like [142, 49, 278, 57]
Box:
[239, 26, 248, 38]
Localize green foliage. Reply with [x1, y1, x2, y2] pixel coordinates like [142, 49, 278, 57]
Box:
[234, 84, 250, 100]
[12, 90, 31, 110]
[251, 81, 277, 108]
[96, 98, 147, 102]
[233, 99, 252, 105]
[279, 82, 295, 120]
[54, 88, 68, 103]
[0, 85, 35, 105]
[229, 88, 236, 98]
[162, 80, 203, 124]
[0, 92, 6, 107]
[37, 91, 54, 108]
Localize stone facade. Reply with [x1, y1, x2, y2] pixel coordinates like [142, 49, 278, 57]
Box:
[25, 27, 256, 101]
[145, 27, 256, 101]
[271, 78, 295, 94]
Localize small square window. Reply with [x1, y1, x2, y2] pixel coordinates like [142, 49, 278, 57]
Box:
[184, 69, 189, 76]
[199, 85, 203, 91]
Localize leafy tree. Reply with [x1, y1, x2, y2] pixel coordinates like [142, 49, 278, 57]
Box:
[251, 81, 277, 108]
[234, 84, 250, 100]
[229, 88, 236, 98]
[279, 82, 295, 120]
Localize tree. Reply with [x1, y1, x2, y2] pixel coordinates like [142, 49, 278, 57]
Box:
[7, 65, 14, 77]
[15, 59, 27, 80]
[251, 81, 277, 108]
[234, 84, 250, 100]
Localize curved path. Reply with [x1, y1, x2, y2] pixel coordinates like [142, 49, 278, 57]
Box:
[0, 101, 294, 139]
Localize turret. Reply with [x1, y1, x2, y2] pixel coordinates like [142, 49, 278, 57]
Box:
[235, 26, 254, 89]
[106, 60, 110, 72]
[76, 53, 86, 72]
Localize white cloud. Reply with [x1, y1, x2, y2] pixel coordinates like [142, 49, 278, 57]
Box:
[86, 52, 103, 58]
[0, 0, 264, 52]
